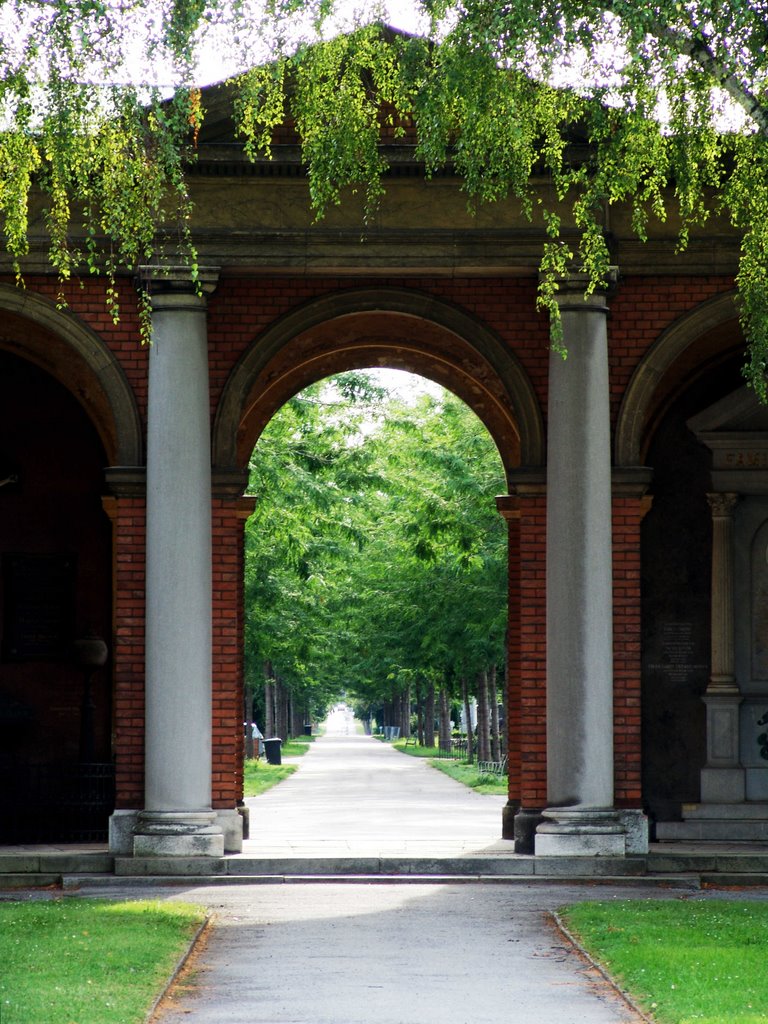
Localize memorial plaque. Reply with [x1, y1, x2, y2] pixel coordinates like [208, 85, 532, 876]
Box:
[2, 553, 76, 660]
[647, 621, 708, 684]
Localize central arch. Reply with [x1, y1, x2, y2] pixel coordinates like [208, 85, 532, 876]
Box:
[211, 285, 544, 844]
[213, 287, 544, 480]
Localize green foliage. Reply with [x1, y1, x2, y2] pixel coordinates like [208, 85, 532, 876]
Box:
[561, 900, 768, 1024]
[0, 898, 205, 1024]
[2, 2, 768, 380]
[244, 373, 507, 719]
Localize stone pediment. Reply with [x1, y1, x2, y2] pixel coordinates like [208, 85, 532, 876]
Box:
[688, 386, 768, 490]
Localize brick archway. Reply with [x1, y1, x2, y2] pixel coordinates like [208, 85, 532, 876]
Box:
[209, 287, 543, 838]
[0, 284, 142, 465]
[615, 291, 742, 467]
[212, 287, 544, 482]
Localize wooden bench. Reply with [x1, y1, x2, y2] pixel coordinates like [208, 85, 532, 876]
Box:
[477, 755, 508, 777]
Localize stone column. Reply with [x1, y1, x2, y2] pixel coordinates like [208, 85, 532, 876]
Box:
[536, 274, 624, 856]
[701, 492, 744, 802]
[132, 268, 224, 858]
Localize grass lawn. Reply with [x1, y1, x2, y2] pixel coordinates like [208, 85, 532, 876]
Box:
[560, 899, 768, 1024]
[243, 735, 315, 796]
[0, 898, 205, 1024]
[391, 739, 507, 795]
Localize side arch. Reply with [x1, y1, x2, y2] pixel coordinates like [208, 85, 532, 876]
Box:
[615, 291, 742, 466]
[212, 287, 544, 484]
[0, 284, 142, 465]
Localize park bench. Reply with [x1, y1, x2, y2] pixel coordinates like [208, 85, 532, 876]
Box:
[477, 755, 508, 777]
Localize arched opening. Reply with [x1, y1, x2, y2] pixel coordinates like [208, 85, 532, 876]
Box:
[213, 290, 543, 840]
[0, 350, 114, 841]
[245, 368, 508, 756]
[623, 296, 747, 828]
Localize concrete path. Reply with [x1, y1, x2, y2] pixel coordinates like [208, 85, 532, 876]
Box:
[129, 879, 654, 1024]
[244, 705, 508, 860]
[60, 707, 768, 1022]
[129, 707, 643, 1022]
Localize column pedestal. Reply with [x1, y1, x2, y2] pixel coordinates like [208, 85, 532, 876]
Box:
[535, 808, 625, 856]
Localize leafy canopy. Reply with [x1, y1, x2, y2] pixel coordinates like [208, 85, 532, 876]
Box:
[3, 1, 768, 387]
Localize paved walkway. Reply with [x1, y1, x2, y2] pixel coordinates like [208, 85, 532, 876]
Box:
[29, 706, 768, 1023]
[243, 705, 509, 860]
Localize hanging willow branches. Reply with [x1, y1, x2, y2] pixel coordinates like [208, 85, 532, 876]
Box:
[2, 1, 768, 387]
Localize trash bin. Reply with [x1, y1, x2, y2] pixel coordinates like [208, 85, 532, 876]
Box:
[303, 724, 312, 736]
[263, 737, 282, 765]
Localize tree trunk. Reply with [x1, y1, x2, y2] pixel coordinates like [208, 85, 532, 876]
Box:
[416, 690, 424, 745]
[244, 688, 255, 759]
[461, 675, 474, 764]
[489, 664, 501, 761]
[400, 686, 411, 738]
[275, 677, 289, 740]
[264, 661, 276, 738]
[424, 681, 436, 749]
[476, 669, 490, 762]
[439, 687, 452, 751]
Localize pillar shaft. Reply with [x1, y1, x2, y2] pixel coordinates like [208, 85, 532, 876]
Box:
[537, 280, 623, 856]
[135, 271, 223, 857]
[701, 492, 743, 801]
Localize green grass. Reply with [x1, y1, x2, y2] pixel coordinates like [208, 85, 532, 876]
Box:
[560, 900, 768, 1024]
[243, 737, 314, 796]
[243, 758, 297, 796]
[391, 739, 508, 795]
[0, 898, 205, 1024]
[430, 758, 508, 794]
[281, 736, 315, 757]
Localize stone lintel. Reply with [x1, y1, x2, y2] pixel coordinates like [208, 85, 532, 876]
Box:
[104, 466, 147, 496]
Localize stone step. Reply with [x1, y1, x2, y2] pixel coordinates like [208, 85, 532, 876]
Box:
[0, 853, 114, 875]
[648, 851, 768, 874]
[655, 819, 768, 841]
[114, 855, 651, 878]
[681, 802, 768, 819]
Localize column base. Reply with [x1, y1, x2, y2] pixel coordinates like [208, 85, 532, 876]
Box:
[501, 800, 520, 841]
[535, 807, 626, 857]
[215, 808, 244, 853]
[133, 810, 225, 857]
[513, 807, 544, 854]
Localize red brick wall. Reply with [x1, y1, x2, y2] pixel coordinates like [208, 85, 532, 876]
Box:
[518, 496, 547, 807]
[5, 270, 738, 818]
[611, 497, 650, 806]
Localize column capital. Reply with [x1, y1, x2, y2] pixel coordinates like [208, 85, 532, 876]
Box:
[138, 266, 220, 311]
[546, 267, 619, 314]
[707, 491, 740, 517]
